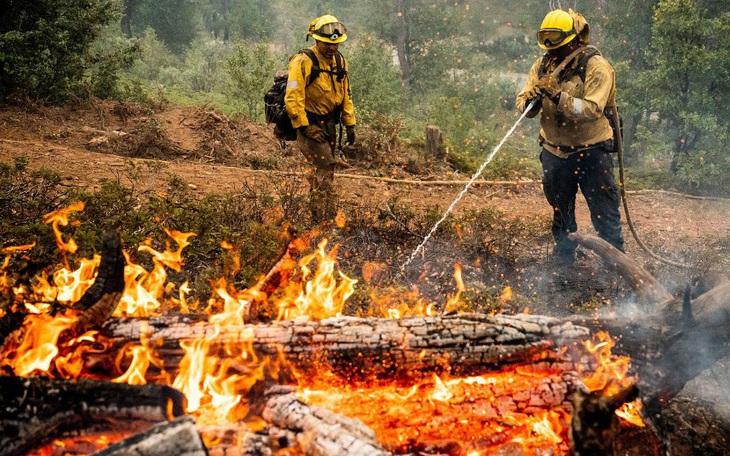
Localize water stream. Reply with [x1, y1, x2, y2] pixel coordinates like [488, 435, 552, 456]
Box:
[400, 101, 535, 272]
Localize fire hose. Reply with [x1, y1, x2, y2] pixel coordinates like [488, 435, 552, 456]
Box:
[611, 104, 691, 269]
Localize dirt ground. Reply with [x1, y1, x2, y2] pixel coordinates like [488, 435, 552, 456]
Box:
[1, 100, 728, 306]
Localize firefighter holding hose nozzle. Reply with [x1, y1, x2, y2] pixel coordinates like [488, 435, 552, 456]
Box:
[516, 8, 624, 266]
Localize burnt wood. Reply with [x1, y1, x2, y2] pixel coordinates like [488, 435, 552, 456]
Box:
[93, 415, 207, 456]
[0, 376, 186, 456]
[570, 384, 639, 456]
[262, 386, 391, 456]
[568, 233, 730, 455]
[102, 313, 589, 381]
[72, 229, 125, 313]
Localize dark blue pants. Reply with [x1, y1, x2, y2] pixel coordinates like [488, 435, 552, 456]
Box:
[540, 147, 624, 255]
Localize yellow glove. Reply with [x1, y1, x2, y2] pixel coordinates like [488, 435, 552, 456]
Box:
[536, 75, 562, 104]
[524, 85, 542, 102]
[300, 125, 327, 143]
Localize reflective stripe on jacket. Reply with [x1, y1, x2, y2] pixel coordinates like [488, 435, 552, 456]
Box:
[516, 52, 615, 158]
[285, 46, 356, 129]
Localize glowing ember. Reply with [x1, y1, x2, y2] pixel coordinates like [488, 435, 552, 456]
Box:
[299, 368, 572, 455]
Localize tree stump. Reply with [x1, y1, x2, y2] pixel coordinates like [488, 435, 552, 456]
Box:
[425, 125, 444, 159]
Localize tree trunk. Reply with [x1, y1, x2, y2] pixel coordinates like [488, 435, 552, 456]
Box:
[121, 0, 136, 38]
[395, 0, 412, 87]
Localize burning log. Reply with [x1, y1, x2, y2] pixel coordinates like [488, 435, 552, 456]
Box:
[93, 416, 207, 456]
[569, 384, 639, 456]
[0, 376, 186, 456]
[569, 233, 730, 454]
[102, 313, 590, 380]
[260, 385, 390, 456]
[0, 229, 125, 353]
[568, 233, 730, 400]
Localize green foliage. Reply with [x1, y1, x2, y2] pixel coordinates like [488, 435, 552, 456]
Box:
[128, 0, 201, 54]
[0, 0, 120, 102]
[0, 157, 64, 233]
[127, 28, 180, 85]
[85, 26, 142, 99]
[225, 41, 278, 120]
[643, 0, 730, 193]
[347, 36, 404, 123]
[201, 0, 274, 41]
[61, 170, 293, 299]
[179, 38, 232, 94]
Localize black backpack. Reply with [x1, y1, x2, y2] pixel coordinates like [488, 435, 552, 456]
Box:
[264, 49, 346, 143]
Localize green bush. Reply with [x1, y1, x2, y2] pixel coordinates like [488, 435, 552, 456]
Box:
[0, 0, 120, 102]
[225, 41, 278, 120]
[347, 36, 404, 123]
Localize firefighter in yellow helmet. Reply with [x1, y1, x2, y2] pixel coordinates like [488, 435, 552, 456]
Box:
[516, 9, 624, 265]
[285, 15, 356, 223]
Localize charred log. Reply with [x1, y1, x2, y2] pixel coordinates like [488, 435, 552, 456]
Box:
[102, 314, 589, 381]
[72, 230, 125, 312]
[568, 233, 730, 401]
[567, 233, 673, 305]
[0, 376, 186, 456]
[569, 384, 639, 456]
[93, 416, 207, 456]
[0, 230, 125, 354]
[260, 385, 391, 456]
[569, 233, 730, 455]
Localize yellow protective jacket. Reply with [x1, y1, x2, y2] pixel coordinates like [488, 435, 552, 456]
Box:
[516, 50, 615, 158]
[285, 46, 356, 129]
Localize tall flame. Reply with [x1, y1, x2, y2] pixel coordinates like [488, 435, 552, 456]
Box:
[276, 239, 357, 321]
[5, 313, 77, 376]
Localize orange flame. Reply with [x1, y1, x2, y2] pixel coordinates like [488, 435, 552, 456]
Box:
[4, 313, 77, 376]
[581, 331, 645, 427]
[43, 201, 85, 267]
[444, 263, 465, 314]
[276, 239, 357, 321]
[117, 229, 196, 317]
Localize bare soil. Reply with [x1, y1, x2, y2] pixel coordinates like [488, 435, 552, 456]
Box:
[0, 100, 728, 309]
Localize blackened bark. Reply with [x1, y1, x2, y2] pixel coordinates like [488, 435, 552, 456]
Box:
[0, 376, 186, 456]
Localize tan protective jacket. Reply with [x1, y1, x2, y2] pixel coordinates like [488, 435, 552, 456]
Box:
[516, 52, 615, 158]
[285, 46, 356, 129]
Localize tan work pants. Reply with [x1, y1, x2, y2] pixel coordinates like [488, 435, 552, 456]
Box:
[296, 130, 338, 222]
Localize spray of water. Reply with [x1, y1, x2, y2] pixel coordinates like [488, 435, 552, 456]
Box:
[400, 101, 536, 272]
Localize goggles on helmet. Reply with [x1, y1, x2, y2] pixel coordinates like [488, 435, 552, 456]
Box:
[537, 28, 576, 48]
[314, 22, 347, 41]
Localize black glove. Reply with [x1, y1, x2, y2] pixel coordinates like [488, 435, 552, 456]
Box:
[345, 125, 356, 146]
[300, 125, 326, 143]
[523, 85, 543, 112]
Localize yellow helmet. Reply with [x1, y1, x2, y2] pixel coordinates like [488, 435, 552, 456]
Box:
[537, 9, 576, 50]
[308, 15, 348, 44]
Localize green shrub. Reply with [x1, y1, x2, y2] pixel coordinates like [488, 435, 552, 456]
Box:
[348, 36, 405, 123]
[225, 41, 278, 121]
[0, 0, 120, 102]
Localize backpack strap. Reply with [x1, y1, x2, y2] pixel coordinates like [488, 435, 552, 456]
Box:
[537, 45, 601, 83]
[299, 48, 348, 85]
[299, 48, 320, 86]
